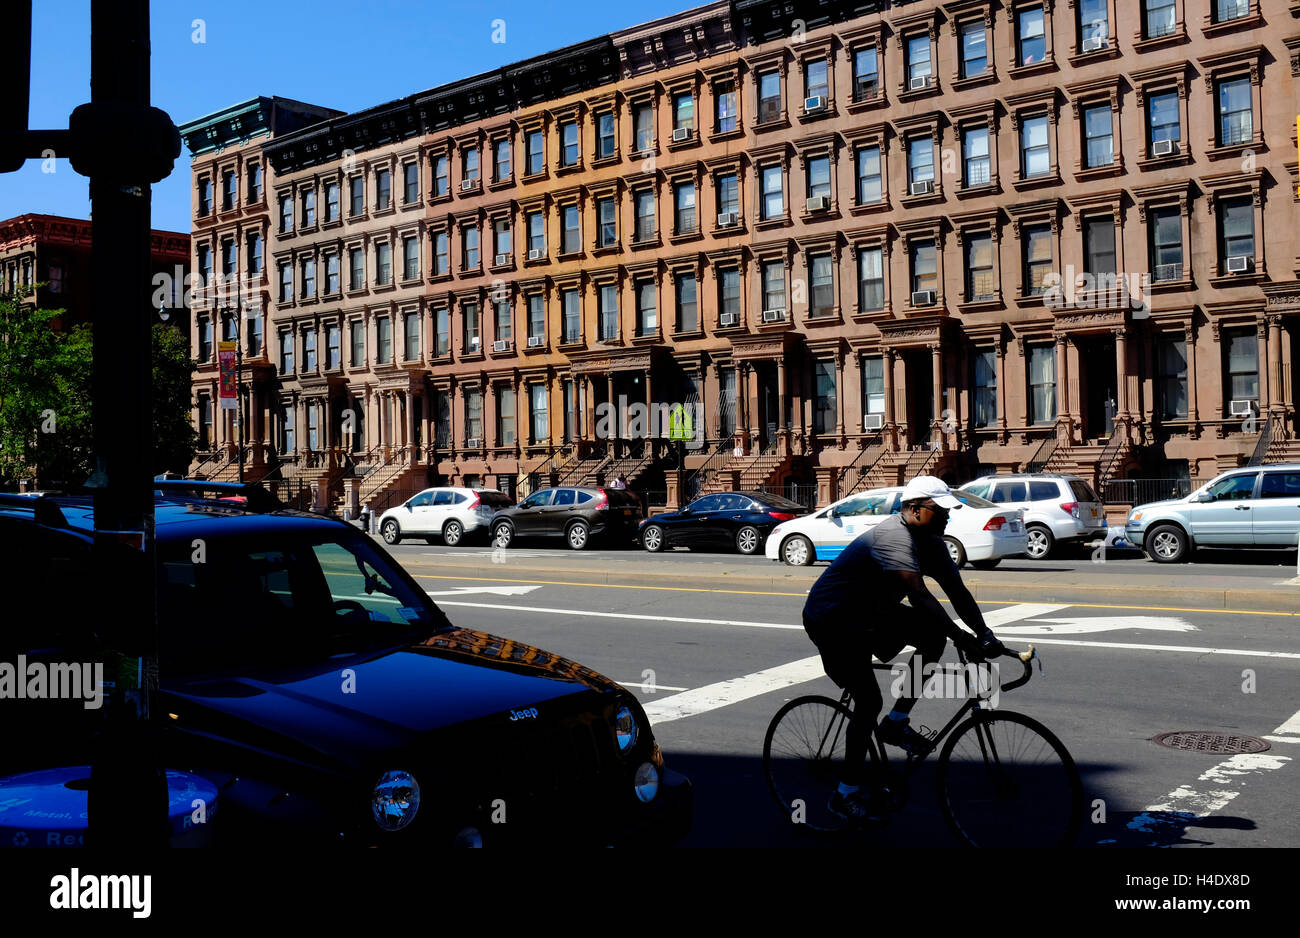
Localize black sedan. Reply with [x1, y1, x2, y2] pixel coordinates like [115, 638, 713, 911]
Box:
[637, 490, 811, 555]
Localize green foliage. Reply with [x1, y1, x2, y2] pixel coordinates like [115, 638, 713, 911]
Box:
[152, 320, 198, 476]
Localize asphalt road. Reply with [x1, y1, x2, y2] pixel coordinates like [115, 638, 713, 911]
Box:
[389, 546, 1300, 848]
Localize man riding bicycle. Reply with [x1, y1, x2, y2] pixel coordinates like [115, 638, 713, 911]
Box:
[801, 475, 1005, 824]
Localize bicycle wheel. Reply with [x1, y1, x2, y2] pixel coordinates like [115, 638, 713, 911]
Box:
[936, 710, 1084, 848]
[763, 695, 856, 833]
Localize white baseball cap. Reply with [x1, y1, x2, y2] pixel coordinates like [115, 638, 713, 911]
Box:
[900, 475, 963, 510]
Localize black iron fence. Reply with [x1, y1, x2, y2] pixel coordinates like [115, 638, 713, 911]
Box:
[757, 482, 819, 510]
[1102, 477, 1192, 506]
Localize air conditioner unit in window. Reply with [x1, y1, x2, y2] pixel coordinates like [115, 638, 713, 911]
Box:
[527, 248, 545, 261]
[494, 253, 510, 266]
[466, 438, 482, 449]
[719, 312, 739, 326]
[806, 196, 830, 213]
[1229, 399, 1257, 417]
[1081, 36, 1106, 52]
[527, 335, 544, 347]
[672, 127, 692, 142]
[717, 212, 738, 228]
[911, 290, 937, 306]
[493, 339, 508, 353]
[460, 180, 477, 192]
[908, 76, 930, 91]
[864, 413, 884, 431]
[804, 96, 825, 112]
[762, 308, 786, 322]
[1226, 255, 1252, 273]
[1151, 139, 1177, 157]
[909, 180, 934, 196]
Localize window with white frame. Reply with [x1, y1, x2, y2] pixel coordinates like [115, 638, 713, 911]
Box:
[1083, 104, 1114, 168]
[963, 126, 990, 186]
[599, 283, 619, 340]
[636, 281, 657, 335]
[810, 254, 834, 317]
[965, 232, 995, 301]
[760, 164, 784, 219]
[858, 246, 884, 311]
[1020, 115, 1050, 177]
[856, 146, 882, 203]
[761, 260, 785, 313]
[960, 22, 988, 78]
[1028, 345, 1056, 424]
[562, 287, 581, 342]
[676, 274, 698, 332]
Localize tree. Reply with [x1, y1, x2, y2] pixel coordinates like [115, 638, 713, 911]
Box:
[152, 320, 198, 476]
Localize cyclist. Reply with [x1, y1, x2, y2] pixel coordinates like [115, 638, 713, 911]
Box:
[801, 475, 1005, 824]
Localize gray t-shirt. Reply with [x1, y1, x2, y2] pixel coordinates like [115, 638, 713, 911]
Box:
[802, 513, 958, 626]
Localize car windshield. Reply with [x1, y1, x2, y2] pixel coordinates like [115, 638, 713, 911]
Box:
[158, 530, 448, 675]
[952, 491, 996, 509]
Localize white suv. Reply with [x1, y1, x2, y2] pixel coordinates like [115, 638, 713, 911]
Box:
[959, 474, 1107, 559]
[378, 487, 513, 546]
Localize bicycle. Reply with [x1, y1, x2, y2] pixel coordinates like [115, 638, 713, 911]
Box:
[762, 644, 1084, 847]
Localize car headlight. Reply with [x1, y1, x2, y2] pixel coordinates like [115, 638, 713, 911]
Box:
[371, 769, 420, 831]
[615, 705, 638, 753]
[634, 762, 659, 803]
[1129, 511, 1142, 524]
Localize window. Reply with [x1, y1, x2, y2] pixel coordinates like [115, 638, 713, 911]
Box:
[910, 240, 937, 295]
[858, 247, 884, 311]
[813, 360, 837, 434]
[1084, 216, 1116, 276]
[198, 177, 212, 216]
[1218, 196, 1254, 266]
[599, 283, 619, 340]
[197, 396, 211, 449]
[375, 169, 391, 210]
[278, 261, 292, 302]
[1024, 224, 1054, 294]
[221, 239, 237, 276]
[433, 155, 449, 197]
[674, 182, 696, 234]
[761, 260, 785, 312]
[494, 218, 511, 259]
[404, 313, 420, 361]
[494, 138, 511, 181]
[279, 194, 293, 233]
[467, 388, 483, 444]
[856, 146, 883, 203]
[197, 244, 212, 286]
[1215, 0, 1250, 23]
[1078, 0, 1109, 45]
[715, 81, 737, 133]
[1217, 78, 1252, 146]
[810, 254, 834, 317]
[378, 316, 393, 362]
[530, 384, 548, 443]
[563, 380, 577, 443]
[634, 189, 656, 241]
[853, 48, 879, 100]
[906, 35, 932, 84]
[561, 204, 580, 254]
[278, 329, 292, 373]
[1028, 345, 1056, 424]
[376, 243, 391, 285]
[1082, 104, 1114, 168]
[1017, 7, 1046, 66]
[404, 163, 419, 203]
[1146, 0, 1177, 37]
[960, 22, 988, 78]
[1261, 472, 1300, 499]
[597, 112, 616, 158]
[761, 165, 783, 219]
[972, 349, 997, 427]
[717, 172, 739, 217]
[528, 294, 545, 341]
[673, 93, 694, 133]
[1157, 332, 1188, 418]
[908, 137, 934, 186]
[247, 314, 263, 358]
[301, 189, 316, 227]
[435, 309, 450, 356]
[493, 297, 512, 344]
[247, 163, 262, 202]
[326, 323, 341, 369]
[527, 212, 545, 254]
[302, 328, 316, 371]
[965, 233, 994, 301]
[463, 302, 481, 352]
[403, 236, 419, 280]
[197, 317, 212, 362]
[759, 70, 782, 122]
[1020, 115, 1050, 177]
[301, 257, 316, 298]
[350, 320, 365, 366]
[349, 177, 364, 216]
[326, 253, 340, 294]
[807, 156, 831, 201]
[462, 226, 480, 270]
[434, 231, 450, 276]
[1224, 328, 1258, 402]
[596, 197, 617, 247]
[222, 170, 236, 210]
[862, 356, 885, 419]
[562, 288, 581, 342]
[1147, 91, 1180, 149]
[498, 387, 515, 445]
[221, 312, 237, 342]
[1150, 206, 1183, 281]
[637, 281, 657, 335]
[325, 181, 339, 221]
[676, 274, 698, 332]
[633, 104, 653, 152]
[280, 403, 295, 452]
[962, 127, 990, 186]
[720, 268, 741, 321]
[805, 59, 829, 102]
[341, 247, 361, 293]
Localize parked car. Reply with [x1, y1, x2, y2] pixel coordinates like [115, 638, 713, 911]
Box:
[490, 486, 643, 550]
[765, 486, 1026, 568]
[0, 482, 691, 847]
[378, 487, 513, 546]
[637, 490, 811, 555]
[1125, 464, 1300, 563]
[958, 473, 1106, 559]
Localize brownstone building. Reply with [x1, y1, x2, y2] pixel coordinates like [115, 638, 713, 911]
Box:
[181, 0, 1300, 515]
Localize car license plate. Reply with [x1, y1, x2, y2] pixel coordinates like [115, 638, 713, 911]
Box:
[1091, 508, 1099, 518]
[623, 508, 634, 516]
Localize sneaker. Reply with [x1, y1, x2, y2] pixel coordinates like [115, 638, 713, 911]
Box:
[876, 716, 933, 756]
[827, 789, 884, 826]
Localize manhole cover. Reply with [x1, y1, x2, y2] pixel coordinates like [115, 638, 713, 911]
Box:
[1151, 731, 1270, 754]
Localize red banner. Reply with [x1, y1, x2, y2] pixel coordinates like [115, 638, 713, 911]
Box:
[218, 341, 237, 410]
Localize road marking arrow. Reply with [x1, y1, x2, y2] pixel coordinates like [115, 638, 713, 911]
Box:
[1004, 615, 1196, 635]
[426, 585, 544, 598]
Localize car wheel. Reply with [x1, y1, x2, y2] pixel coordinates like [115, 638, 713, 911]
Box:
[492, 523, 514, 549]
[1145, 524, 1189, 563]
[943, 536, 967, 567]
[736, 525, 761, 555]
[566, 520, 590, 551]
[442, 520, 464, 546]
[781, 535, 815, 566]
[641, 524, 665, 552]
[381, 519, 401, 545]
[1024, 524, 1054, 560]
[970, 558, 1002, 570]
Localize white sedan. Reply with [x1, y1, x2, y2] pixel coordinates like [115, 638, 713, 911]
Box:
[765, 486, 1028, 568]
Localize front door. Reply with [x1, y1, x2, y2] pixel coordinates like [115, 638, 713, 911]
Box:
[1082, 335, 1116, 440]
[760, 363, 779, 449]
[906, 351, 932, 446]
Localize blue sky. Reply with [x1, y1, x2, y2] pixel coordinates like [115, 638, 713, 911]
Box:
[1, 0, 692, 234]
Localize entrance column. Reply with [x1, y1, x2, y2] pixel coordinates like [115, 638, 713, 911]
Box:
[1114, 328, 1130, 442]
[882, 348, 896, 451]
[1185, 326, 1199, 433]
[835, 352, 846, 444]
[1268, 315, 1284, 414]
[776, 357, 789, 457]
[606, 372, 617, 455]
[930, 343, 943, 449]
[1257, 320, 1271, 413]
[1055, 334, 1070, 444]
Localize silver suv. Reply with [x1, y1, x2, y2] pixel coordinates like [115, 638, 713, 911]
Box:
[959, 474, 1107, 559]
[1125, 464, 1300, 563]
[379, 487, 513, 546]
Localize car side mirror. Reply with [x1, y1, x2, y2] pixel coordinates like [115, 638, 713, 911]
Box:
[680, 507, 693, 515]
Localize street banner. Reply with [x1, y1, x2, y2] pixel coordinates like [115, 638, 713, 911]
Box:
[218, 341, 237, 410]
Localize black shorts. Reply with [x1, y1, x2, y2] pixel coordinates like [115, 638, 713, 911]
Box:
[803, 603, 946, 692]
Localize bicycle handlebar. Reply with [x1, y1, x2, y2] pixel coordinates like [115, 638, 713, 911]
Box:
[997, 643, 1036, 693]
